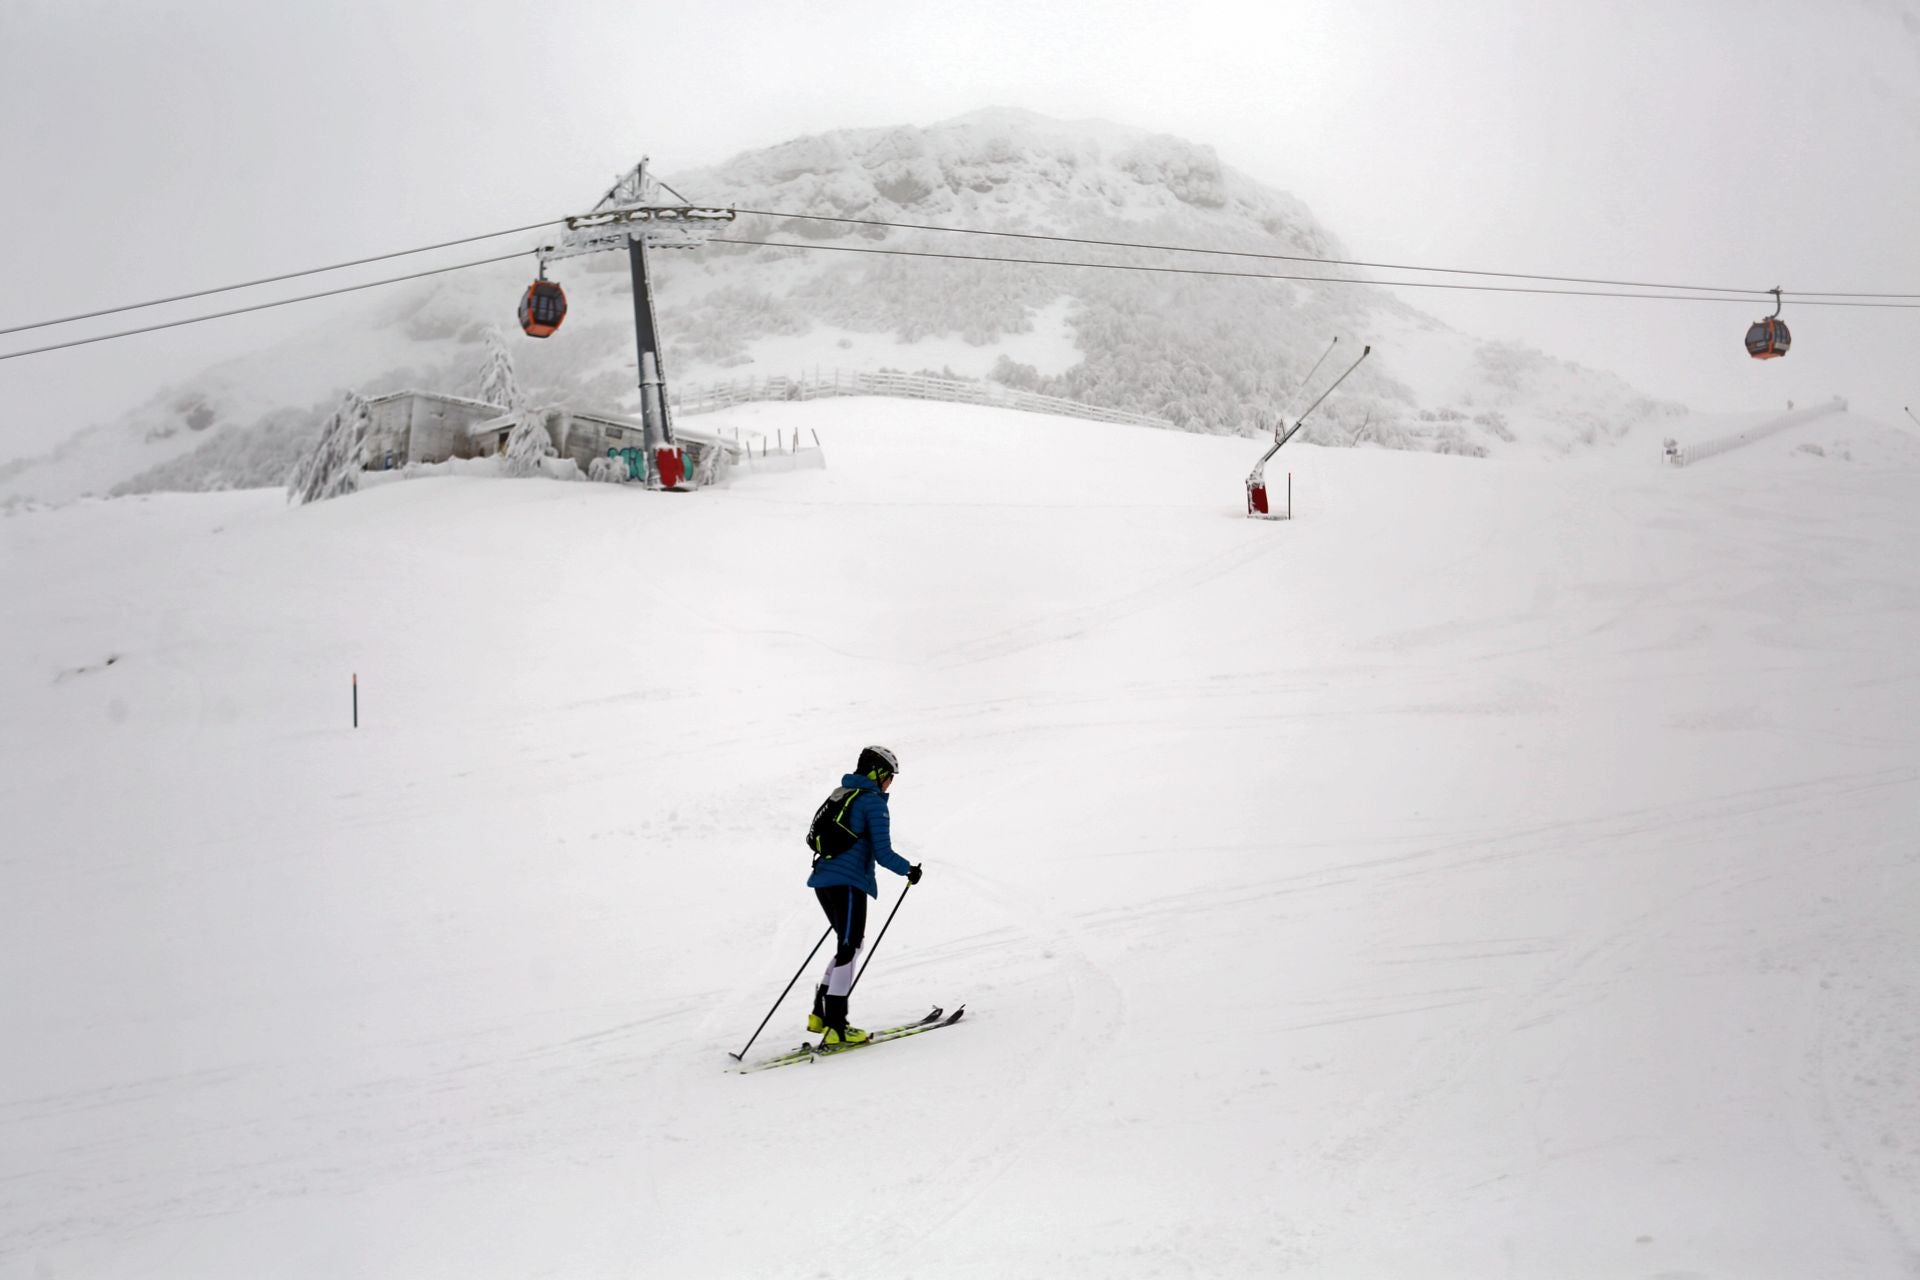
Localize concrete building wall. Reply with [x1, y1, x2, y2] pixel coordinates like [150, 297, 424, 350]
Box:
[556, 410, 726, 484]
[365, 399, 413, 470]
[361, 393, 723, 483]
[362, 392, 509, 467]
[409, 397, 501, 462]
[473, 408, 575, 459]
[558, 410, 646, 472]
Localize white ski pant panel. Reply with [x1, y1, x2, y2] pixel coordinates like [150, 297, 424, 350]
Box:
[822, 951, 860, 998]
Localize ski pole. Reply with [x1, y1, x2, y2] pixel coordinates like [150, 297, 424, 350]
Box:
[729, 926, 832, 1062]
[849, 880, 913, 996]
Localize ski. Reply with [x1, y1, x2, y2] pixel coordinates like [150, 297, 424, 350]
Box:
[815, 1005, 965, 1058]
[731, 1006, 960, 1074]
[735, 1042, 819, 1074]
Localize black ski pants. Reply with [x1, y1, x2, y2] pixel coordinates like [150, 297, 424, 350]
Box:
[815, 884, 867, 996]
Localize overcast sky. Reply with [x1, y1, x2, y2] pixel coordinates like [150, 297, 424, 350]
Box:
[3, 0, 1918, 461]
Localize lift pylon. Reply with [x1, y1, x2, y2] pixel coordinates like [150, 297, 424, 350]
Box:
[529, 159, 735, 489]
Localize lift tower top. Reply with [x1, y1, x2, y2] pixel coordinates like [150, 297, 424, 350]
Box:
[536, 160, 735, 485]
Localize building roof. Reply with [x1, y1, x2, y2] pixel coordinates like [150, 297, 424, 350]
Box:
[367, 389, 510, 414]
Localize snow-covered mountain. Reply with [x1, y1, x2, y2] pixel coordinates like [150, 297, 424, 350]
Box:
[2, 108, 1681, 503]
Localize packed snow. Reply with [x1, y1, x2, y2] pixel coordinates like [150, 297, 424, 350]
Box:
[3, 397, 1918, 1278]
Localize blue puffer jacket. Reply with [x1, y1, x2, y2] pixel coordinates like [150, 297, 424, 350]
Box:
[806, 773, 914, 899]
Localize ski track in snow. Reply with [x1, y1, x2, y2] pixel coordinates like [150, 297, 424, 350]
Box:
[1802, 841, 1920, 1275]
[844, 861, 1131, 1270]
[929, 533, 1282, 670]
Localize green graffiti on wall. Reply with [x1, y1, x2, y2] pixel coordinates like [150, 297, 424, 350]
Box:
[607, 447, 647, 481]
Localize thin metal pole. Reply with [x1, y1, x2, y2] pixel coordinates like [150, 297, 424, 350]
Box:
[849, 880, 914, 995]
[1279, 335, 1338, 423]
[1272, 344, 1373, 453]
[1289, 344, 1371, 433]
[728, 927, 832, 1062]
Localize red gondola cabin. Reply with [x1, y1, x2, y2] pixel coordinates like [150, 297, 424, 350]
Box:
[1744, 316, 1790, 360]
[1745, 288, 1789, 360]
[519, 279, 567, 338]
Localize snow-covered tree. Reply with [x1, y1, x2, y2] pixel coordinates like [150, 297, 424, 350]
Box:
[587, 455, 626, 483]
[501, 410, 557, 478]
[285, 391, 370, 505]
[477, 326, 524, 411]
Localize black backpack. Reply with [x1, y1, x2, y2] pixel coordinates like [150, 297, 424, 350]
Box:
[806, 786, 863, 862]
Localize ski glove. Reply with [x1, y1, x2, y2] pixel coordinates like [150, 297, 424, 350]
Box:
[908, 864, 923, 885]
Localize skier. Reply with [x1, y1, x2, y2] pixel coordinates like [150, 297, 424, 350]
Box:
[806, 745, 921, 1045]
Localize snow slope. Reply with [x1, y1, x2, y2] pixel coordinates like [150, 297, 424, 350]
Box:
[3, 399, 1918, 1278]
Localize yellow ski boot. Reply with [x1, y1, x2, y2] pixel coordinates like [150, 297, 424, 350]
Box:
[820, 1023, 870, 1047]
[818, 993, 868, 1046]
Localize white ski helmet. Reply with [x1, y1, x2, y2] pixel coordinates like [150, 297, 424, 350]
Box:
[857, 745, 900, 779]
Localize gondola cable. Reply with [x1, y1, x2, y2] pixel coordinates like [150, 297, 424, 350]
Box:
[0, 252, 528, 363]
[707, 236, 1920, 309]
[0, 217, 571, 340]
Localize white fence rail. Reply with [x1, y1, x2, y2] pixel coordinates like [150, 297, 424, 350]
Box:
[1665, 397, 1847, 466]
[670, 369, 1171, 431]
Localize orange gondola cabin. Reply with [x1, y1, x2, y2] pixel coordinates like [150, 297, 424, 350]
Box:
[1745, 288, 1790, 360]
[519, 279, 567, 338]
